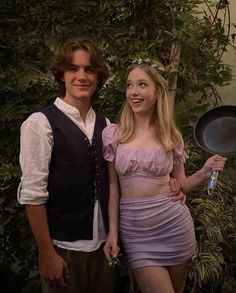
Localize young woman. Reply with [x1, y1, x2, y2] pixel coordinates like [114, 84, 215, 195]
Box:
[102, 60, 226, 293]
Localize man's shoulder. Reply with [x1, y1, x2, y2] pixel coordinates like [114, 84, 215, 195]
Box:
[23, 103, 55, 122]
[20, 111, 51, 136]
[22, 111, 47, 125]
[40, 104, 57, 114]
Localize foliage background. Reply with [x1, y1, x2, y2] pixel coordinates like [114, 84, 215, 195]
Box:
[0, 0, 235, 292]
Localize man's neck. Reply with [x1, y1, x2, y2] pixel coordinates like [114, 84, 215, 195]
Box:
[63, 97, 92, 122]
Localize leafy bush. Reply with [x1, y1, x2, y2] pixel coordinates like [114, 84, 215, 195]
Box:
[0, 0, 235, 292]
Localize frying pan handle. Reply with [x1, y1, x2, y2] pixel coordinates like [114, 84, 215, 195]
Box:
[207, 171, 218, 194]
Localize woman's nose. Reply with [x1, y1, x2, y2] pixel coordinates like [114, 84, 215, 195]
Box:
[131, 86, 138, 95]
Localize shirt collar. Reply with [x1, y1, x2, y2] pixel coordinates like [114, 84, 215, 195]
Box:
[54, 97, 95, 123]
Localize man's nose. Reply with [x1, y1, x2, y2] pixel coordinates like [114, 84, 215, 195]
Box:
[76, 68, 86, 80]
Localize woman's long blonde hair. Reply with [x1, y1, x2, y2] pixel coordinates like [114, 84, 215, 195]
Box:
[118, 63, 181, 152]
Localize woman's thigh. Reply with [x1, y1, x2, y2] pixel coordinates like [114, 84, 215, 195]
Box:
[168, 262, 190, 293]
[133, 266, 175, 293]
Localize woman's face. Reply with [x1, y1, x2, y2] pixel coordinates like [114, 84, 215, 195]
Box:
[126, 67, 157, 116]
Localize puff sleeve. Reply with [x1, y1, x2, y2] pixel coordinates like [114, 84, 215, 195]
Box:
[102, 123, 118, 162]
[173, 135, 189, 164]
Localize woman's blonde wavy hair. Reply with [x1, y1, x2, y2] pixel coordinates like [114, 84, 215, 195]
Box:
[118, 63, 182, 152]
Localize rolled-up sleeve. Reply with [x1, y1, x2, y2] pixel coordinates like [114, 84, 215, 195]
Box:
[17, 113, 53, 205]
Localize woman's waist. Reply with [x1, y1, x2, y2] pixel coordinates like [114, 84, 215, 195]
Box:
[119, 174, 171, 197]
[119, 173, 170, 184]
[120, 180, 171, 198]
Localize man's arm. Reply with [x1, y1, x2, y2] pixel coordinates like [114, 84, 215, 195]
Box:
[169, 177, 186, 204]
[26, 204, 69, 287]
[18, 113, 69, 288]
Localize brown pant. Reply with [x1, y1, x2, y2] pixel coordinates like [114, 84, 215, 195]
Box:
[40, 245, 115, 293]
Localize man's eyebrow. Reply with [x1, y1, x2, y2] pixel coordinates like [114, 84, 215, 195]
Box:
[68, 64, 95, 69]
[68, 64, 78, 69]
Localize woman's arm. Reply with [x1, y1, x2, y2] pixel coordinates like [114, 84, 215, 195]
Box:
[103, 161, 120, 260]
[171, 154, 226, 193]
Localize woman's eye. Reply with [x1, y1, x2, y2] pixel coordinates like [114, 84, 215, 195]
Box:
[139, 82, 147, 87]
[126, 83, 132, 89]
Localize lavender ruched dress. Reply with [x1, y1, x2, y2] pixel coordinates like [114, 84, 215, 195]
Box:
[102, 124, 196, 269]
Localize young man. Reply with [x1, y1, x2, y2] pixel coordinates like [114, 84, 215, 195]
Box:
[18, 38, 114, 293]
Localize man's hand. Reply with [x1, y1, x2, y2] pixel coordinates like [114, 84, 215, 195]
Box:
[41, 252, 70, 288]
[169, 177, 186, 205]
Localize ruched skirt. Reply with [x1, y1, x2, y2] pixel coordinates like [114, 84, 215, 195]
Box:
[120, 193, 196, 269]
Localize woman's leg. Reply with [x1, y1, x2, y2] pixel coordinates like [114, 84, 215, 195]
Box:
[133, 266, 175, 293]
[168, 262, 190, 293]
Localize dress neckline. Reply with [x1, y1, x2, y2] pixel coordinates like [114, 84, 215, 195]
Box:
[118, 143, 164, 153]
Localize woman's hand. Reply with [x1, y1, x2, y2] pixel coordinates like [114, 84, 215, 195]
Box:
[103, 232, 120, 261]
[201, 154, 226, 179]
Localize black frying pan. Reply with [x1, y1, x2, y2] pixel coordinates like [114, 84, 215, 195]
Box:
[194, 105, 236, 193]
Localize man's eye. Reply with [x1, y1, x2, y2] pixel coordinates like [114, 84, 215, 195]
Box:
[85, 67, 96, 73]
[68, 66, 77, 72]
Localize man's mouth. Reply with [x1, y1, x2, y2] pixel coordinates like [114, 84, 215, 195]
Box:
[73, 84, 90, 89]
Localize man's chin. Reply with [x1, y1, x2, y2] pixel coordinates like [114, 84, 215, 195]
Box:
[74, 94, 92, 100]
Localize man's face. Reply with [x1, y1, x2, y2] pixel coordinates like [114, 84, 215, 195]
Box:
[63, 49, 98, 104]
